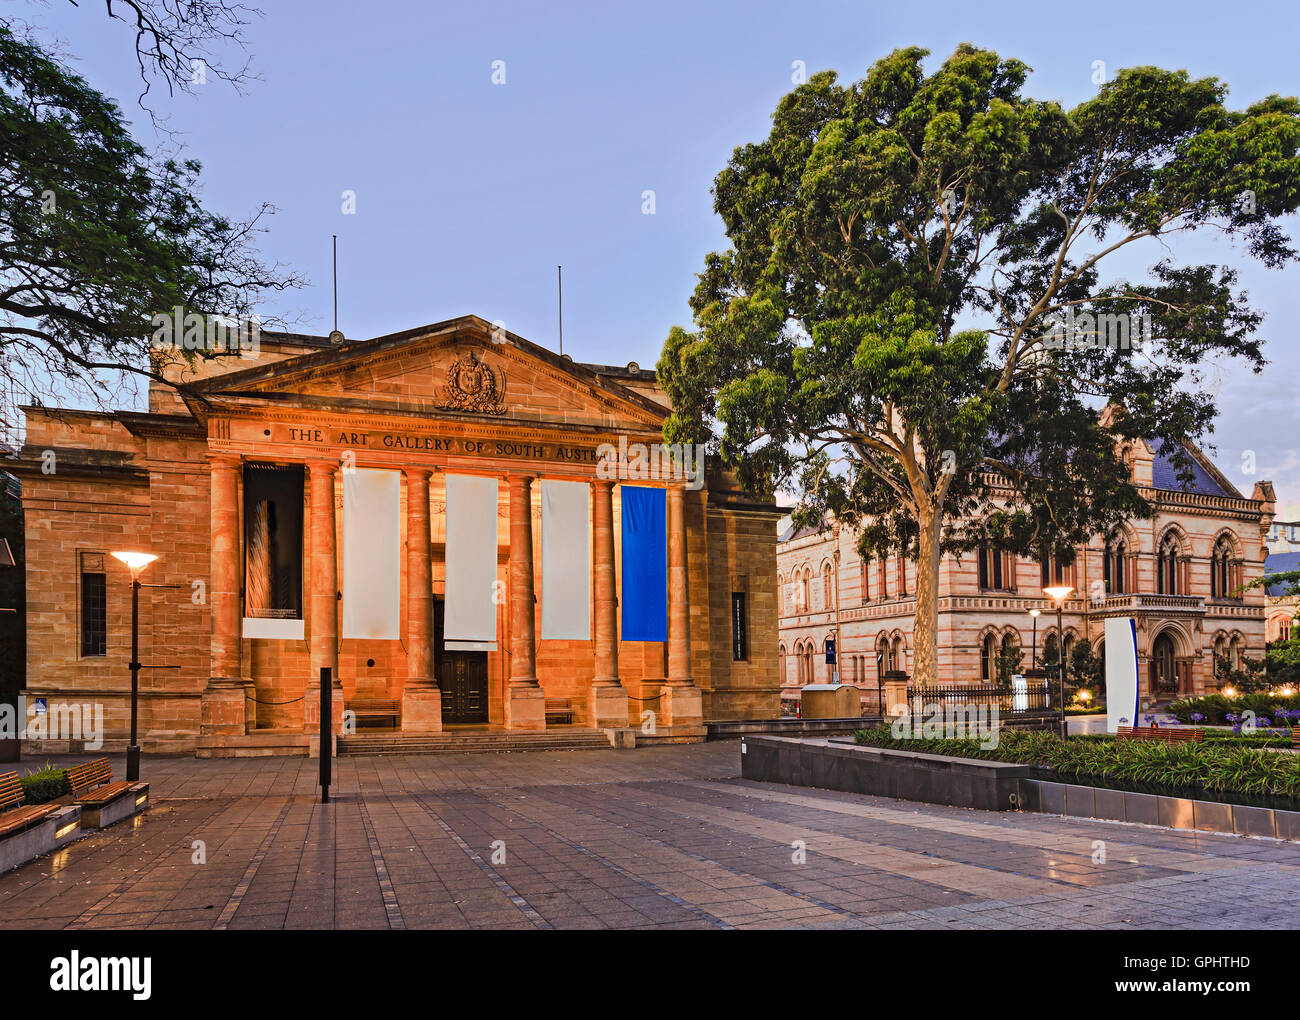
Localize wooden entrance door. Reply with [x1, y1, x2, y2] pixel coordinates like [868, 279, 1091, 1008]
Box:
[433, 596, 489, 724]
[440, 651, 488, 724]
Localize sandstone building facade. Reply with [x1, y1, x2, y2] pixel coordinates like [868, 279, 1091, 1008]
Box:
[13, 316, 782, 755]
[778, 440, 1275, 702]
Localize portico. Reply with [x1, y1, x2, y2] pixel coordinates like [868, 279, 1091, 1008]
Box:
[14, 315, 783, 758]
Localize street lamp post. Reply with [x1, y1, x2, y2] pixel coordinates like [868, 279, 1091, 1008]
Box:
[110, 552, 157, 782]
[1043, 584, 1074, 737]
[1028, 608, 1040, 669]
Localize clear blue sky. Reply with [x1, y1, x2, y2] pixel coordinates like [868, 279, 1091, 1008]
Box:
[25, 0, 1300, 516]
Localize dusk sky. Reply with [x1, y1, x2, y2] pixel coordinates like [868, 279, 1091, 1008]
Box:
[25, 0, 1300, 515]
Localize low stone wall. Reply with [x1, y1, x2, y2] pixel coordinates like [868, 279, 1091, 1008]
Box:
[739, 735, 1300, 840]
[708, 717, 881, 740]
[1024, 778, 1300, 841]
[740, 735, 1034, 811]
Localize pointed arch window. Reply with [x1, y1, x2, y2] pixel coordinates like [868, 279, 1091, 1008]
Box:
[1211, 535, 1237, 600]
[980, 633, 998, 682]
[1157, 532, 1182, 595]
[1104, 531, 1128, 595]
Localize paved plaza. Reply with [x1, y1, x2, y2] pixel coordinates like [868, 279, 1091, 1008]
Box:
[0, 742, 1296, 930]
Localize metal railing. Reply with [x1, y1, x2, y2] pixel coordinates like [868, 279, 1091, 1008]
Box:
[905, 681, 1053, 713]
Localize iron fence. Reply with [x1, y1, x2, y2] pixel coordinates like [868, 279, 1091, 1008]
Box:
[905, 681, 1053, 714]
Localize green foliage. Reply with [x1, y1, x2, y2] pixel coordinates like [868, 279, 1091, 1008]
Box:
[660, 43, 1300, 682]
[995, 642, 1022, 685]
[1213, 652, 1270, 693]
[1168, 692, 1300, 725]
[0, 25, 301, 435]
[20, 763, 69, 804]
[854, 725, 1300, 800]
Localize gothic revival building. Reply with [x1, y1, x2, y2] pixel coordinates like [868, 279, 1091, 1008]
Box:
[778, 439, 1275, 702]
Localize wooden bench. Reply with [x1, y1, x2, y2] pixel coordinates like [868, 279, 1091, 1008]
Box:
[545, 699, 574, 725]
[66, 758, 133, 806]
[1116, 725, 1205, 743]
[0, 771, 56, 841]
[348, 699, 401, 729]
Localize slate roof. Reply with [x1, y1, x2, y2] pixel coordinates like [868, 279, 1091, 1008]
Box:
[1149, 438, 1238, 497]
[1265, 552, 1300, 597]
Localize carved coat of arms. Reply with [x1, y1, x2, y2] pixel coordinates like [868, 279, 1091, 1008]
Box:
[438, 350, 507, 415]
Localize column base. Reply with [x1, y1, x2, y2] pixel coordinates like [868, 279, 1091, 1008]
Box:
[401, 679, 443, 734]
[504, 680, 546, 731]
[200, 678, 252, 737]
[587, 679, 629, 728]
[658, 681, 703, 729]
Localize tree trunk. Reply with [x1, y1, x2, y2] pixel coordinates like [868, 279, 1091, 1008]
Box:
[911, 505, 944, 686]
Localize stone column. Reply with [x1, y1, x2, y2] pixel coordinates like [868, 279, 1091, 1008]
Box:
[305, 460, 343, 740]
[505, 474, 545, 730]
[589, 479, 629, 728]
[402, 467, 442, 733]
[200, 455, 250, 739]
[660, 484, 703, 729]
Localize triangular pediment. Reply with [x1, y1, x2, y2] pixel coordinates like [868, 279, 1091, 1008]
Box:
[184, 315, 667, 433]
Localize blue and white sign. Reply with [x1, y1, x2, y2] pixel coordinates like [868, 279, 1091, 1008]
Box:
[33, 697, 47, 717]
[824, 638, 836, 665]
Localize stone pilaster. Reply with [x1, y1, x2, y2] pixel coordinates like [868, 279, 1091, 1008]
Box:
[505, 474, 545, 730]
[402, 467, 442, 733]
[661, 484, 703, 728]
[305, 460, 343, 736]
[200, 455, 250, 736]
[589, 479, 629, 727]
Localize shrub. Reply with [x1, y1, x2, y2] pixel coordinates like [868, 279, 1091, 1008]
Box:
[20, 763, 70, 804]
[1168, 693, 1300, 726]
[853, 725, 1300, 801]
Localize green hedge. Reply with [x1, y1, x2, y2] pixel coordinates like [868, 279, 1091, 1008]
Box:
[1168, 693, 1300, 726]
[20, 763, 70, 804]
[854, 726, 1300, 801]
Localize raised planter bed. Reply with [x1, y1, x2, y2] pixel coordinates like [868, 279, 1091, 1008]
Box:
[739, 735, 1300, 841]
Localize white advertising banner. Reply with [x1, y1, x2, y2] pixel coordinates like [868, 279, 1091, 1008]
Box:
[444, 474, 499, 650]
[342, 468, 401, 640]
[1105, 616, 1140, 733]
[541, 480, 591, 640]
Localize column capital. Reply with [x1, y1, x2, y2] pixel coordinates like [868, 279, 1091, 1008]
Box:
[207, 453, 241, 470]
[403, 466, 432, 482]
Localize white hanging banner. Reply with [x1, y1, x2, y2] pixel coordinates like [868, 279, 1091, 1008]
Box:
[445, 474, 499, 650]
[342, 468, 401, 640]
[1105, 616, 1140, 733]
[541, 480, 591, 640]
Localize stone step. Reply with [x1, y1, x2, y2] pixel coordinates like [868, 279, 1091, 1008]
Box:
[337, 729, 611, 756]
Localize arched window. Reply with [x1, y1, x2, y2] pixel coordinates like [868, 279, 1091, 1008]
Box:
[980, 633, 997, 682]
[1229, 634, 1244, 670]
[1157, 531, 1182, 594]
[1039, 549, 1073, 588]
[891, 636, 904, 674]
[1104, 531, 1128, 594]
[878, 558, 890, 600]
[861, 558, 870, 602]
[779, 645, 788, 687]
[1211, 535, 1237, 600]
[897, 558, 907, 596]
[978, 538, 1010, 591]
[800, 568, 811, 612]
[822, 563, 834, 611]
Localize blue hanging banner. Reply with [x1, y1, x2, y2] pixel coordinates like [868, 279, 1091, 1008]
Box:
[620, 486, 667, 641]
